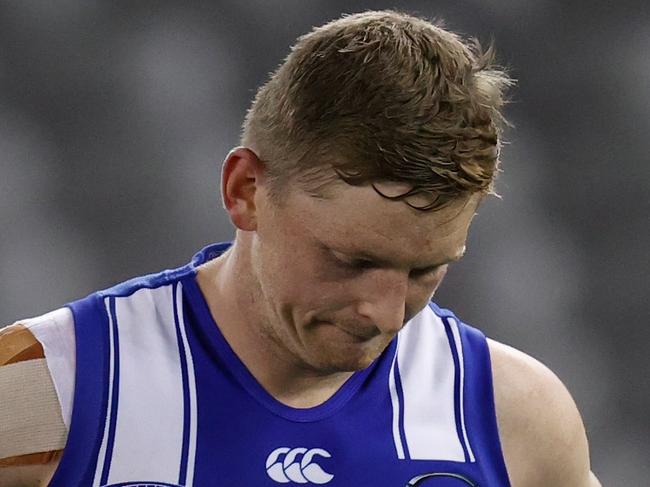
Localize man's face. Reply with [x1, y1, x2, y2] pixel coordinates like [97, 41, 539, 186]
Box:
[250, 181, 479, 374]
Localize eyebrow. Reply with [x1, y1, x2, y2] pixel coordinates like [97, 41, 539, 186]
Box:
[329, 245, 466, 271]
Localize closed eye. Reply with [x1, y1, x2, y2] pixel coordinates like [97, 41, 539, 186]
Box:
[351, 258, 378, 270]
[337, 256, 377, 271]
[325, 245, 460, 277]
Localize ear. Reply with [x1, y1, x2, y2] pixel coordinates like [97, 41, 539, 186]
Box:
[221, 147, 265, 231]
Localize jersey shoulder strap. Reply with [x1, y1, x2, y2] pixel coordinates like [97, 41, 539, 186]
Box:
[48, 264, 195, 487]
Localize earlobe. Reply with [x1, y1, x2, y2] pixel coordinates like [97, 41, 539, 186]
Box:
[221, 147, 263, 231]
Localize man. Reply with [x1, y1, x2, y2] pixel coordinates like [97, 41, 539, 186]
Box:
[0, 10, 600, 487]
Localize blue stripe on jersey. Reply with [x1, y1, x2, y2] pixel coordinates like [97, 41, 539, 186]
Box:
[457, 323, 512, 485]
[442, 316, 471, 463]
[392, 356, 411, 460]
[101, 297, 121, 485]
[173, 282, 191, 486]
[49, 295, 111, 486]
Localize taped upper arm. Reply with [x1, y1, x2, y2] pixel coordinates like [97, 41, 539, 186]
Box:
[0, 324, 46, 366]
[0, 324, 66, 470]
[0, 460, 62, 487]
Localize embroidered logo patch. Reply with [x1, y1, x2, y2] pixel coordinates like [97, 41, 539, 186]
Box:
[266, 447, 334, 484]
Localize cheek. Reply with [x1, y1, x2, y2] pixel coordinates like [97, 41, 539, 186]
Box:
[258, 249, 335, 310]
[289, 266, 358, 317]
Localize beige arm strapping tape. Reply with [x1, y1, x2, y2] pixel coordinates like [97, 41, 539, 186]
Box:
[0, 358, 67, 460]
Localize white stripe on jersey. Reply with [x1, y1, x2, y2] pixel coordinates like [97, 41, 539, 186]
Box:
[392, 306, 468, 461]
[93, 284, 197, 486]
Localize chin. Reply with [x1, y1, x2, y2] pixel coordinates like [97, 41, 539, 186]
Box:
[308, 342, 386, 373]
[327, 357, 373, 373]
[301, 322, 393, 371]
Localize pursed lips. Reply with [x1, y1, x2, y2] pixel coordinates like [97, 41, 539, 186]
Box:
[332, 322, 380, 341]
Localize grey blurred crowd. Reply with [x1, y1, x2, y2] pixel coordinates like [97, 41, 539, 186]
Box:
[1, 1, 648, 485]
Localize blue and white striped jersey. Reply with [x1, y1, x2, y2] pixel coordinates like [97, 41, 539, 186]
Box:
[47, 242, 511, 487]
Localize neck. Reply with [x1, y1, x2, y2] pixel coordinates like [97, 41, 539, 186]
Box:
[195, 239, 353, 408]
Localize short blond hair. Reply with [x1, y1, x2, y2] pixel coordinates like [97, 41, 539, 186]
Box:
[241, 10, 513, 210]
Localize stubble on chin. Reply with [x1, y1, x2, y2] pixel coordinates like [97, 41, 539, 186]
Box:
[305, 332, 395, 373]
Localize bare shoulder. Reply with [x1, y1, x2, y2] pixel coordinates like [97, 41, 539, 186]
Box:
[487, 339, 601, 487]
[0, 323, 65, 486]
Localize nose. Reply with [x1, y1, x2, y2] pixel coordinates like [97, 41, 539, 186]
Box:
[355, 269, 408, 335]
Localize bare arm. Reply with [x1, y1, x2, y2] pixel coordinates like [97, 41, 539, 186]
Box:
[0, 461, 61, 487]
[488, 339, 601, 487]
[589, 471, 602, 487]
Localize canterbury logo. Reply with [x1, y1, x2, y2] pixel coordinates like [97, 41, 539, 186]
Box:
[266, 447, 334, 484]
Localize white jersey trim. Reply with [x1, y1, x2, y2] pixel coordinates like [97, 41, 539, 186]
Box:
[390, 305, 474, 462]
[92, 284, 197, 487]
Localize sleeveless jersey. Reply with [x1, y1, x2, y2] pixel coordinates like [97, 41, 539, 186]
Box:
[47, 242, 511, 487]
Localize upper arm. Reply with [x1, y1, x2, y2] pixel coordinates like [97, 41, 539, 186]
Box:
[0, 460, 62, 487]
[0, 323, 66, 486]
[589, 471, 603, 487]
[488, 339, 600, 487]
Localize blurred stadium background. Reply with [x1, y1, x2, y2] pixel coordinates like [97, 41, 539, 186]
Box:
[1, 1, 648, 484]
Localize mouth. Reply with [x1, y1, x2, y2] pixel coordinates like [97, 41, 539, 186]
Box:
[333, 323, 379, 341]
[308, 317, 380, 343]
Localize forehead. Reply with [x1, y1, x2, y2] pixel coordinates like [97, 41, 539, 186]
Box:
[283, 183, 479, 266]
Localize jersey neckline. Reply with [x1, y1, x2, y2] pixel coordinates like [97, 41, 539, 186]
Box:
[182, 241, 383, 422]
